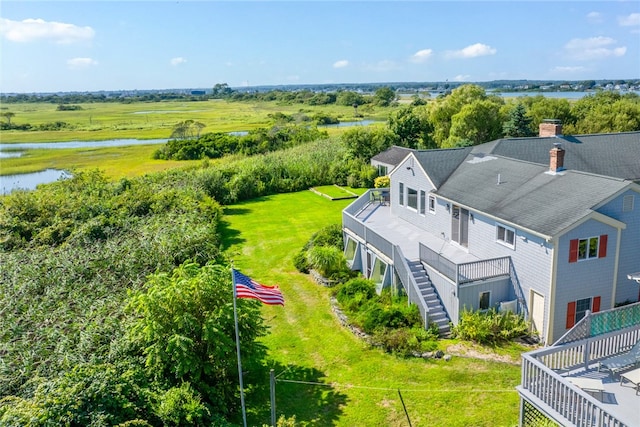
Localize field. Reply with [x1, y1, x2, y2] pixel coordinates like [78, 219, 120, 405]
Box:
[0, 99, 389, 143]
[0, 99, 389, 177]
[222, 191, 522, 427]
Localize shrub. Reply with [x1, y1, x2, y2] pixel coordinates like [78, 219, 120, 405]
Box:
[306, 245, 345, 278]
[450, 308, 530, 345]
[335, 278, 376, 309]
[293, 250, 310, 273]
[374, 175, 390, 188]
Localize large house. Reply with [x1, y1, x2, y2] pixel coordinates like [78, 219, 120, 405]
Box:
[342, 125, 640, 344]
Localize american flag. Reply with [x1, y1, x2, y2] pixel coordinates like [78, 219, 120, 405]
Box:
[233, 269, 284, 306]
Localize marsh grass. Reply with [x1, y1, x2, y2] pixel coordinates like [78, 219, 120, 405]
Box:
[0, 144, 200, 177]
[0, 100, 391, 143]
[221, 191, 522, 427]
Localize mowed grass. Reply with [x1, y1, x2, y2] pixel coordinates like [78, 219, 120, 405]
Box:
[221, 190, 521, 427]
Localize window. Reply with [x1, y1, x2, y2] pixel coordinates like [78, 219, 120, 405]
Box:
[407, 187, 418, 210]
[479, 291, 491, 310]
[419, 190, 426, 215]
[399, 183, 404, 205]
[428, 195, 436, 214]
[566, 296, 601, 328]
[378, 165, 388, 177]
[569, 235, 607, 262]
[344, 238, 357, 263]
[496, 224, 515, 248]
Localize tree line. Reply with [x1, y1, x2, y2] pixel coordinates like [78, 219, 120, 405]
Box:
[339, 85, 640, 161]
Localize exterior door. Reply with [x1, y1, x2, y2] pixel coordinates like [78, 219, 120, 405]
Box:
[451, 205, 469, 247]
[531, 291, 545, 336]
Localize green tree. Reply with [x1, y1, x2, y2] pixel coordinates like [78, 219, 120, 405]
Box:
[387, 105, 435, 149]
[336, 90, 365, 107]
[126, 262, 267, 417]
[341, 126, 398, 161]
[373, 86, 396, 107]
[427, 84, 500, 146]
[212, 83, 233, 98]
[1, 111, 15, 126]
[521, 95, 573, 134]
[170, 120, 206, 140]
[503, 103, 534, 137]
[445, 99, 504, 147]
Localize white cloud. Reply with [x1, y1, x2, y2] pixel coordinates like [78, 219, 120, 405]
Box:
[552, 66, 586, 73]
[452, 74, 471, 82]
[67, 57, 98, 69]
[410, 49, 433, 63]
[619, 13, 640, 27]
[446, 43, 496, 59]
[0, 17, 94, 43]
[586, 12, 603, 24]
[170, 57, 187, 66]
[564, 36, 626, 60]
[333, 59, 349, 68]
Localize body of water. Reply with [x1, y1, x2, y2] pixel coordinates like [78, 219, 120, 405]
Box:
[1, 169, 71, 195]
[320, 120, 376, 127]
[0, 138, 169, 151]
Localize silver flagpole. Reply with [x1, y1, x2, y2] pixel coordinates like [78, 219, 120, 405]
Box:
[232, 268, 248, 427]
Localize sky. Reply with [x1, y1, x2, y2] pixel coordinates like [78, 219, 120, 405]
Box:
[1, 1, 639, 93]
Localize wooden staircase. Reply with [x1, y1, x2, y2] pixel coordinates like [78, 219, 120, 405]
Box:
[407, 260, 451, 336]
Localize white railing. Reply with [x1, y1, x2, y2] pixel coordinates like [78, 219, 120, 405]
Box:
[520, 356, 627, 427]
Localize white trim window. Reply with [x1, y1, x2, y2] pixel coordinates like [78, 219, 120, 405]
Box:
[419, 190, 426, 215]
[428, 195, 436, 214]
[399, 182, 404, 205]
[407, 187, 418, 210]
[578, 236, 599, 260]
[496, 223, 516, 248]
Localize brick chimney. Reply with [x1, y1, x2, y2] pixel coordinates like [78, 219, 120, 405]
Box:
[539, 119, 563, 137]
[549, 142, 565, 172]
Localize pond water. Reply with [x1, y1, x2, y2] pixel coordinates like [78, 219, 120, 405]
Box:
[0, 138, 169, 151]
[1, 169, 71, 195]
[320, 120, 376, 128]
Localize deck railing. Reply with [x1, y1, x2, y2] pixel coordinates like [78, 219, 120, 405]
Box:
[519, 356, 627, 427]
[535, 305, 640, 371]
[519, 305, 640, 427]
[419, 243, 511, 285]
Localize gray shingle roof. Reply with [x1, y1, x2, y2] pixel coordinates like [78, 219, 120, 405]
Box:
[473, 132, 640, 181]
[434, 155, 629, 237]
[371, 146, 415, 167]
[413, 147, 472, 189]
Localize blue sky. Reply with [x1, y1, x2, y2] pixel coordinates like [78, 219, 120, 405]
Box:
[1, 1, 639, 93]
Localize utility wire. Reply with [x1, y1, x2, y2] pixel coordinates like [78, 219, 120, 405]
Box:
[276, 378, 517, 393]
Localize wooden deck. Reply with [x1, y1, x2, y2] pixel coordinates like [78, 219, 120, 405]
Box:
[519, 306, 640, 427]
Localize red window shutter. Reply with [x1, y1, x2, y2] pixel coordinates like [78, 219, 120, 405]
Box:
[592, 296, 601, 313]
[566, 301, 576, 329]
[569, 239, 579, 263]
[598, 235, 608, 258]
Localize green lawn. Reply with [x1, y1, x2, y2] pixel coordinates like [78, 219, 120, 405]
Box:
[221, 190, 521, 427]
